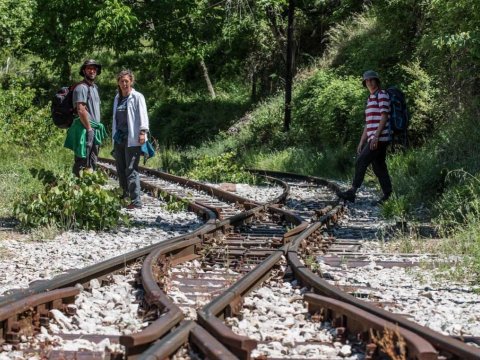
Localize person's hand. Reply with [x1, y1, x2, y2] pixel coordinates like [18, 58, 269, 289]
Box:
[370, 135, 378, 150]
[357, 143, 363, 154]
[86, 128, 94, 148]
[139, 131, 146, 145]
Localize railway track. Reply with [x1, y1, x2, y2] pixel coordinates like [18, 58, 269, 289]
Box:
[0, 163, 478, 359]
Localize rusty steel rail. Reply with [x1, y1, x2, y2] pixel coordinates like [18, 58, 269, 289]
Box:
[0, 287, 79, 345]
[139, 198, 338, 360]
[305, 293, 438, 360]
[248, 168, 342, 195]
[0, 213, 215, 309]
[99, 157, 290, 209]
[138, 320, 238, 360]
[0, 165, 345, 358]
[287, 207, 480, 360]
[193, 205, 336, 359]
[139, 321, 196, 360]
[197, 246, 285, 360]
[135, 202, 308, 359]
[120, 237, 203, 355]
[114, 201, 307, 356]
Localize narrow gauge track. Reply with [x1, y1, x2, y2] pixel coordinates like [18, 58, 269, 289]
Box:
[250, 172, 479, 359]
[139, 201, 439, 360]
[0, 160, 290, 358]
[1, 166, 477, 359]
[124, 171, 447, 360]
[140, 171, 478, 360]
[98, 158, 288, 219]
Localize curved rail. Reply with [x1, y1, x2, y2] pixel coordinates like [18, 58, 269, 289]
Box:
[0, 164, 295, 357]
[287, 209, 480, 360]
[3, 167, 467, 360]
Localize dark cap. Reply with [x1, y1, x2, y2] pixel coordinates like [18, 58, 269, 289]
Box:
[362, 70, 380, 87]
[79, 59, 102, 76]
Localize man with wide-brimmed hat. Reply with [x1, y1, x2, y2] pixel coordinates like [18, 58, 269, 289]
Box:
[71, 59, 102, 176]
[338, 70, 393, 205]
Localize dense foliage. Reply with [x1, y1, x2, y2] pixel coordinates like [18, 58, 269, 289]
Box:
[14, 169, 127, 230]
[186, 152, 257, 184]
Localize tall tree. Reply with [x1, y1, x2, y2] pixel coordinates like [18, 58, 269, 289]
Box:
[0, 0, 34, 71]
[138, 0, 224, 98]
[27, 0, 140, 81]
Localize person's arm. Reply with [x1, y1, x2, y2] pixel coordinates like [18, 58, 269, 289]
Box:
[370, 111, 388, 150]
[73, 85, 92, 130]
[76, 103, 92, 130]
[137, 93, 149, 145]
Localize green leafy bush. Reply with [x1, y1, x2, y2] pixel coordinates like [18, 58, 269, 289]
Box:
[160, 192, 189, 213]
[434, 171, 480, 228]
[293, 69, 365, 150]
[0, 86, 63, 149]
[242, 96, 290, 150]
[186, 151, 256, 183]
[14, 169, 128, 231]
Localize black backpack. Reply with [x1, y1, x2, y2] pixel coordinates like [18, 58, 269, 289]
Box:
[375, 87, 409, 147]
[385, 87, 409, 133]
[51, 82, 89, 129]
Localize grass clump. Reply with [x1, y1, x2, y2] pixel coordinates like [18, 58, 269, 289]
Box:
[160, 193, 189, 213]
[186, 151, 257, 184]
[14, 169, 128, 231]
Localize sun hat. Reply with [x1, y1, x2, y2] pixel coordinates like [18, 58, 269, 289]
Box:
[79, 59, 102, 76]
[362, 70, 380, 87]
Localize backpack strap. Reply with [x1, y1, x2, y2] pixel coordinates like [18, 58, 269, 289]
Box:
[374, 89, 394, 142]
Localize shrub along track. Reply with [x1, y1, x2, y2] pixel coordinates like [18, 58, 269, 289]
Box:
[0, 163, 477, 359]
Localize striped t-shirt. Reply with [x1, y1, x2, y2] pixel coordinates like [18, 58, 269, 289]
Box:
[365, 90, 391, 142]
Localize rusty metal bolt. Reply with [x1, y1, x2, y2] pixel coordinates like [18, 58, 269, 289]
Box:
[335, 326, 346, 342]
[6, 331, 20, 344]
[365, 343, 377, 359]
[64, 304, 77, 316]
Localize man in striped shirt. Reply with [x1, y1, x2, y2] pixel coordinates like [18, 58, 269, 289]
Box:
[338, 70, 393, 204]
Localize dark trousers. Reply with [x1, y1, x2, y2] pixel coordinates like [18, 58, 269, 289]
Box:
[352, 142, 392, 196]
[114, 142, 142, 206]
[73, 144, 99, 176]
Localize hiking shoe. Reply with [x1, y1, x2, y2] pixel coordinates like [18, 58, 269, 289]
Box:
[374, 193, 391, 206]
[126, 202, 142, 210]
[338, 189, 356, 203]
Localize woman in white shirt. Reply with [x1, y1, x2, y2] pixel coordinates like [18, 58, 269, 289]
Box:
[112, 69, 149, 209]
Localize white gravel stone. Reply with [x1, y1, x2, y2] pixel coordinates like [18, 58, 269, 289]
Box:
[0, 193, 203, 296]
[322, 185, 480, 339]
[226, 277, 362, 359]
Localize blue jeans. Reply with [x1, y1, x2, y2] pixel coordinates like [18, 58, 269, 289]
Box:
[114, 142, 142, 206]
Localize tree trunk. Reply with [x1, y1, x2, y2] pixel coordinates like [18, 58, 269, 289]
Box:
[200, 58, 216, 99]
[4, 57, 10, 74]
[60, 58, 72, 83]
[251, 70, 257, 102]
[284, 0, 295, 131]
